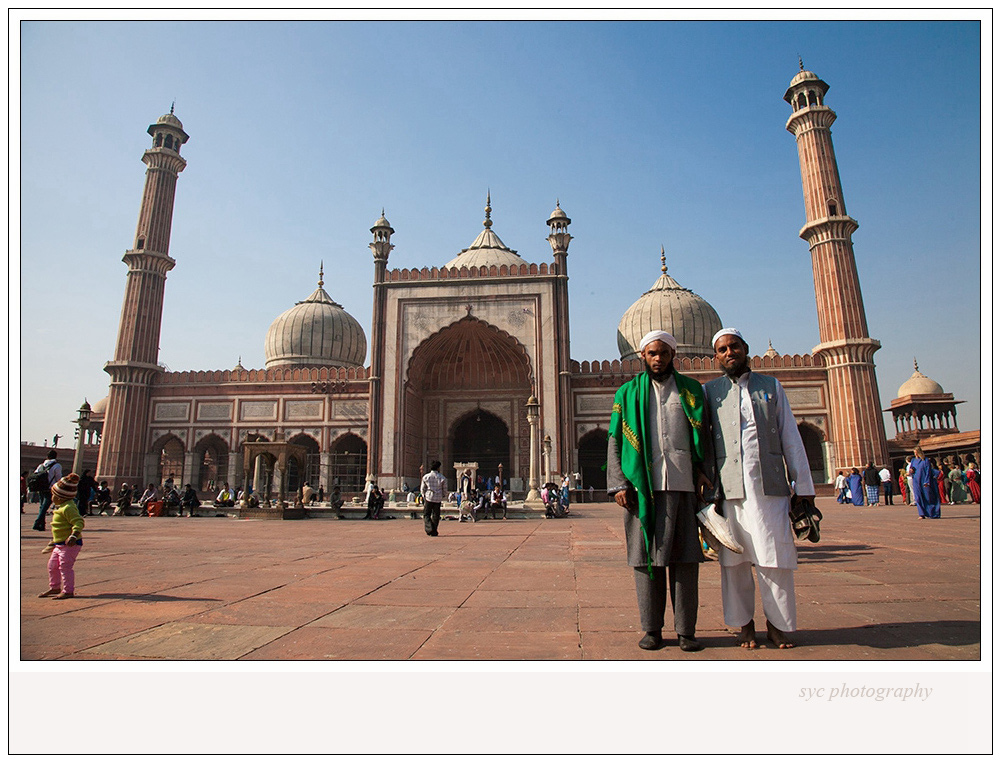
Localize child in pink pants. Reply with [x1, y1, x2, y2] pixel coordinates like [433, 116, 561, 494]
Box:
[38, 473, 84, 600]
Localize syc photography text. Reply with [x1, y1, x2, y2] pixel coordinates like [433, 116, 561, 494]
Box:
[800, 683, 934, 702]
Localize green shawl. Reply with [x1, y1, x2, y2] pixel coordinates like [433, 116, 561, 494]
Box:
[608, 368, 707, 574]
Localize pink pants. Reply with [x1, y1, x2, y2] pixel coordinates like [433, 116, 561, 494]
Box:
[47, 544, 82, 594]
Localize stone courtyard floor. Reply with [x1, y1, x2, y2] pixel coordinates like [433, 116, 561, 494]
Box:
[17, 496, 982, 661]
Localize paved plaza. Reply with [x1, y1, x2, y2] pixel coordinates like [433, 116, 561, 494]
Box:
[17, 496, 981, 661]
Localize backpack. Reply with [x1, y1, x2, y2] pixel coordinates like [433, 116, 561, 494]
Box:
[28, 463, 52, 493]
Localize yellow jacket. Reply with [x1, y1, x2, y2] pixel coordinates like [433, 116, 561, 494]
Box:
[50, 500, 85, 545]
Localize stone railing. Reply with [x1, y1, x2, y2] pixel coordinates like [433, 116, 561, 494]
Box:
[386, 261, 557, 282]
[157, 366, 371, 384]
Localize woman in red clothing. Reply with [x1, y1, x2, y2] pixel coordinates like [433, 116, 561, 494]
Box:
[965, 462, 981, 503]
[936, 465, 948, 505]
[898, 469, 910, 505]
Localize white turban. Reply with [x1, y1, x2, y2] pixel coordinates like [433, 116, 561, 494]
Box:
[639, 330, 677, 351]
[712, 327, 744, 349]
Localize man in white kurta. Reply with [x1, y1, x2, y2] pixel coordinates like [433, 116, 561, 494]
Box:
[704, 329, 815, 649]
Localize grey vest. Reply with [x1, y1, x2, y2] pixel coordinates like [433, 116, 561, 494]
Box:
[705, 372, 789, 499]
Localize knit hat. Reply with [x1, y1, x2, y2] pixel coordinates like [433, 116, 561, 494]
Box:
[51, 473, 80, 504]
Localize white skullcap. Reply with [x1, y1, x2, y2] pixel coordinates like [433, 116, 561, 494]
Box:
[712, 327, 744, 349]
[639, 330, 677, 351]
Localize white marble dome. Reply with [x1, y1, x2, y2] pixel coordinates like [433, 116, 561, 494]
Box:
[617, 256, 723, 360]
[264, 273, 366, 368]
[897, 360, 945, 397]
[444, 196, 525, 270]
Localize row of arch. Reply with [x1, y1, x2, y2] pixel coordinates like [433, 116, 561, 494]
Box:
[151, 431, 369, 497]
[152, 132, 180, 151]
[792, 89, 824, 111]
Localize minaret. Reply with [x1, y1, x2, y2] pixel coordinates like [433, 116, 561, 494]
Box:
[367, 210, 394, 479]
[546, 200, 573, 475]
[784, 64, 889, 470]
[97, 108, 189, 487]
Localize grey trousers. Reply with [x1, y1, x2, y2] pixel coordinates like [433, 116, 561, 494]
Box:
[633, 563, 699, 636]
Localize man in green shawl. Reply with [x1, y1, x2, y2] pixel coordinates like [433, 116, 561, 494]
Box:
[607, 330, 714, 652]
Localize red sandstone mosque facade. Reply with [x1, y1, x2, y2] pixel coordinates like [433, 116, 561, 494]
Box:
[91, 67, 932, 500]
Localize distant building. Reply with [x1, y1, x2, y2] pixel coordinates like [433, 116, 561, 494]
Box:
[90, 66, 916, 499]
[885, 360, 980, 469]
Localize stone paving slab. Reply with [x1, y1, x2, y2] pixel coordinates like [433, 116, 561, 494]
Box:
[16, 498, 983, 661]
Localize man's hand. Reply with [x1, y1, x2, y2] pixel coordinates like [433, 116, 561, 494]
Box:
[614, 489, 637, 510]
[696, 472, 715, 503]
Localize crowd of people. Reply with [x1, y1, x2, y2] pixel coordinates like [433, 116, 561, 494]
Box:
[833, 453, 980, 519]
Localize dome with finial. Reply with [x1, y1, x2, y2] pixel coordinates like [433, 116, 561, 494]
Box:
[617, 247, 723, 360]
[764, 340, 780, 359]
[264, 265, 367, 368]
[443, 194, 525, 270]
[156, 102, 183, 129]
[897, 359, 945, 397]
[233, 357, 246, 372]
[548, 200, 568, 222]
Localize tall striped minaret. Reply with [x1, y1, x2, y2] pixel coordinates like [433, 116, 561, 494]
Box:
[97, 108, 188, 487]
[784, 64, 889, 471]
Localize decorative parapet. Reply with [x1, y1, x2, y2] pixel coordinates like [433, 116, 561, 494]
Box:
[386, 262, 556, 282]
[156, 365, 371, 384]
[571, 353, 820, 376]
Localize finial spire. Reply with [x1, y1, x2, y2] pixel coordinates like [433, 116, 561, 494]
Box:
[318, 261, 324, 288]
[484, 191, 492, 229]
[170, 100, 175, 115]
[914, 357, 919, 371]
[660, 245, 667, 274]
[798, 56, 804, 71]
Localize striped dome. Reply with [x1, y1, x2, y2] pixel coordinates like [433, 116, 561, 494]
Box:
[264, 280, 366, 368]
[617, 259, 722, 360]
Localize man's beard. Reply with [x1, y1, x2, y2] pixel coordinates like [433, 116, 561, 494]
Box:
[723, 360, 749, 380]
[644, 359, 674, 380]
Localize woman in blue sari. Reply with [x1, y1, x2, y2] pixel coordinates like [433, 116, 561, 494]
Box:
[846, 468, 864, 506]
[909, 448, 941, 519]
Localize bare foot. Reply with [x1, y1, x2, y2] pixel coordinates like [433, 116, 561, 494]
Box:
[737, 619, 758, 648]
[766, 620, 795, 648]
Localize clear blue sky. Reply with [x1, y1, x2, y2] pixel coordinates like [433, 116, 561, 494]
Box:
[15, 18, 985, 448]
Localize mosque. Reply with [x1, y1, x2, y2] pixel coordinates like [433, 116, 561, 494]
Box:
[85, 66, 971, 504]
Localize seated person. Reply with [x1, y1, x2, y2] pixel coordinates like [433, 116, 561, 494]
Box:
[458, 496, 476, 522]
[214, 482, 235, 507]
[115, 483, 133, 515]
[138, 483, 159, 516]
[164, 486, 181, 513]
[330, 485, 344, 510]
[301, 483, 315, 505]
[180, 483, 200, 515]
[489, 485, 507, 519]
[365, 483, 384, 519]
[94, 481, 112, 515]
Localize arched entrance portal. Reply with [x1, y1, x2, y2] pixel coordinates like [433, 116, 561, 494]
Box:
[403, 316, 533, 489]
[577, 429, 608, 492]
[451, 410, 510, 489]
[798, 423, 828, 486]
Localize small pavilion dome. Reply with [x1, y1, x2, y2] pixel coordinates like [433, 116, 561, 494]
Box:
[897, 360, 945, 397]
[444, 195, 525, 270]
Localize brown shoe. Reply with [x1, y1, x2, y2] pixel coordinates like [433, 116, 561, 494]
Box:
[53, 591, 74, 599]
[37, 588, 61, 598]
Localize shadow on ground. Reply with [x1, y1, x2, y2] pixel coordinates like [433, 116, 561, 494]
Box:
[799, 619, 979, 650]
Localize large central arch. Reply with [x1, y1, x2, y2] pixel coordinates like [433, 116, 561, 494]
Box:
[402, 316, 533, 486]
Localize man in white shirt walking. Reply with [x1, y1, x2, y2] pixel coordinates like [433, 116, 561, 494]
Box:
[420, 460, 447, 537]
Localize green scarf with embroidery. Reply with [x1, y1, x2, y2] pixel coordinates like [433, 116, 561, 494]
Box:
[608, 367, 707, 575]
